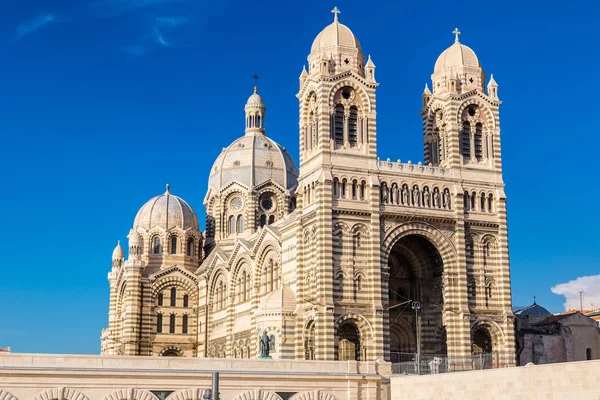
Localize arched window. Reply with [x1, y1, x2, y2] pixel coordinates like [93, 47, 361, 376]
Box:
[334, 104, 344, 145]
[170, 287, 177, 306]
[183, 294, 189, 308]
[269, 335, 276, 352]
[488, 194, 494, 213]
[249, 116, 253, 128]
[475, 123, 483, 161]
[461, 121, 471, 159]
[268, 215, 275, 225]
[260, 214, 266, 227]
[360, 181, 366, 200]
[333, 178, 339, 198]
[257, 115, 261, 128]
[355, 275, 363, 296]
[480, 193, 486, 212]
[464, 191, 470, 211]
[186, 237, 194, 256]
[169, 314, 176, 333]
[351, 180, 357, 199]
[348, 106, 358, 146]
[228, 215, 235, 235]
[182, 314, 188, 334]
[237, 215, 244, 233]
[170, 236, 177, 254]
[157, 293, 163, 306]
[587, 348, 592, 360]
[471, 191, 477, 211]
[156, 313, 163, 333]
[341, 179, 347, 198]
[153, 236, 161, 254]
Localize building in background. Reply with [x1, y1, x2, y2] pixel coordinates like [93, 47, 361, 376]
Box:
[101, 8, 515, 365]
[514, 301, 600, 365]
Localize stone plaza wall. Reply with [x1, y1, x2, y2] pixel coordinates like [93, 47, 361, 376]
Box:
[390, 359, 600, 400]
[0, 353, 390, 400]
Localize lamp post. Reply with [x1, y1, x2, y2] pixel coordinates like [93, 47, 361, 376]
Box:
[411, 301, 421, 373]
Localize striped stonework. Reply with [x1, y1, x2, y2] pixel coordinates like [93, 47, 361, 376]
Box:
[102, 19, 515, 366]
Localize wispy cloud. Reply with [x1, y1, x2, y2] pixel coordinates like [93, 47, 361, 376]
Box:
[16, 13, 56, 38]
[551, 274, 600, 311]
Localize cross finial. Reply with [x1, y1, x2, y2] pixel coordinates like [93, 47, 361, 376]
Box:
[252, 73, 260, 93]
[533, 295, 537, 305]
[331, 6, 340, 22]
[165, 183, 170, 194]
[453, 27, 461, 43]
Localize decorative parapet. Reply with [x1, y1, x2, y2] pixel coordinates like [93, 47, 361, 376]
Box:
[377, 158, 447, 175]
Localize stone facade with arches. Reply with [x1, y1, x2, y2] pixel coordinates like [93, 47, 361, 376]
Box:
[101, 9, 515, 365]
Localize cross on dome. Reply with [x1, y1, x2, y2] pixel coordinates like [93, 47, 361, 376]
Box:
[453, 27, 461, 43]
[252, 73, 260, 93]
[331, 6, 340, 22]
[165, 183, 170, 194]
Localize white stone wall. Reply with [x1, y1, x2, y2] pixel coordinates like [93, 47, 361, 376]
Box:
[390, 360, 600, 400]
[0, 353, 390, 400]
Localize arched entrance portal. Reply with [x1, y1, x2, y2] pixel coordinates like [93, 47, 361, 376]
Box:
[161, 349, 181, 357]
[472, 327, 492, 355]
[387, 234, 446, 361]
[335, 322, 361, 361]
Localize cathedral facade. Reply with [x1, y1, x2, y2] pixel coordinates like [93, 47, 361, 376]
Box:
[101, 9, 516, 366]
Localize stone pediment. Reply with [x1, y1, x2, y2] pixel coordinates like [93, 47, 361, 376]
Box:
[149, 264, 197, 283]
[251, 225, 281, 255]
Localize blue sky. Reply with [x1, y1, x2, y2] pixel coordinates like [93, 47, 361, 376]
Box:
[0, 0, 598, 354]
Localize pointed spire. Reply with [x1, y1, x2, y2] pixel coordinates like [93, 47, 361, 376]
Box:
[300, 65, 308, 78]
[423, 83, 432, 95]
[331, 6, 341, 22]
[488, 73, 498, 87]
[365, 54, 376, 68]
[452, 27, 461, 43]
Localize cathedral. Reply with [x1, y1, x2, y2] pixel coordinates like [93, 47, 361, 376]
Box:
[101, 8, 516, 366]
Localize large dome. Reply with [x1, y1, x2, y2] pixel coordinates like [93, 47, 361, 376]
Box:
[311, 20, 361, 53]
[209, 134, 298, 193]
[133, 185, 199, 231]
[434, 41, 480, 74]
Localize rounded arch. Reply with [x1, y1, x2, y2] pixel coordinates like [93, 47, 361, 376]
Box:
[471, 319, 505, 354]
[334, 313, 374, 340]
[328, 80, 372, 112]
[382, 222, 457, 269]
[456, 99, 496, 130]
[165, 389, 208, 400]
[159, 345, 183, 356]
[289, 392, 340, 400]
[102, 390, 159, 400]
[151, 275, 197, 300]
[231, 391, 283, 400]
[0, 390, 19, 400]
[33, 389, 89, 400]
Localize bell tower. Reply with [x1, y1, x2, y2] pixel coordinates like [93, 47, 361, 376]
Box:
[422, 28, 502, 172]
[295, 7, 379, 360]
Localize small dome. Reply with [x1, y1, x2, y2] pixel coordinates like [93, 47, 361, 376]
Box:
[129, 229, 141, 245]
[133, 185, 199, 231]
[246, 90, 264, 107]
[112, 241, 124, 259]
[434, 41, 480, 74]
[514, 303, 552, 317]
[209, 135, 298, 193]
[260, 285, 296, 313]
[311, 20, 361, 53]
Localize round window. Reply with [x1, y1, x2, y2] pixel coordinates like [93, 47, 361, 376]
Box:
[261, 196, 274, 212]
[231, 197, 244, 211]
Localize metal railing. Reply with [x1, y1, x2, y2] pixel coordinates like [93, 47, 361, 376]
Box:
[391, 353, 497, 375]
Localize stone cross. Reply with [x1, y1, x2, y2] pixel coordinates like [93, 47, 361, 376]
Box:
[453, 28, 461, 43]
[252, 73, 260, 92]
[331, 7, 340, 22]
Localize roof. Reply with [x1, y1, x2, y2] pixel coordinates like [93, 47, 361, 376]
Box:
[133, 185, 199, 231]
[434, 41, 480, 74]
[311, 20, 361, 53]
[514, 303, 552, 317]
